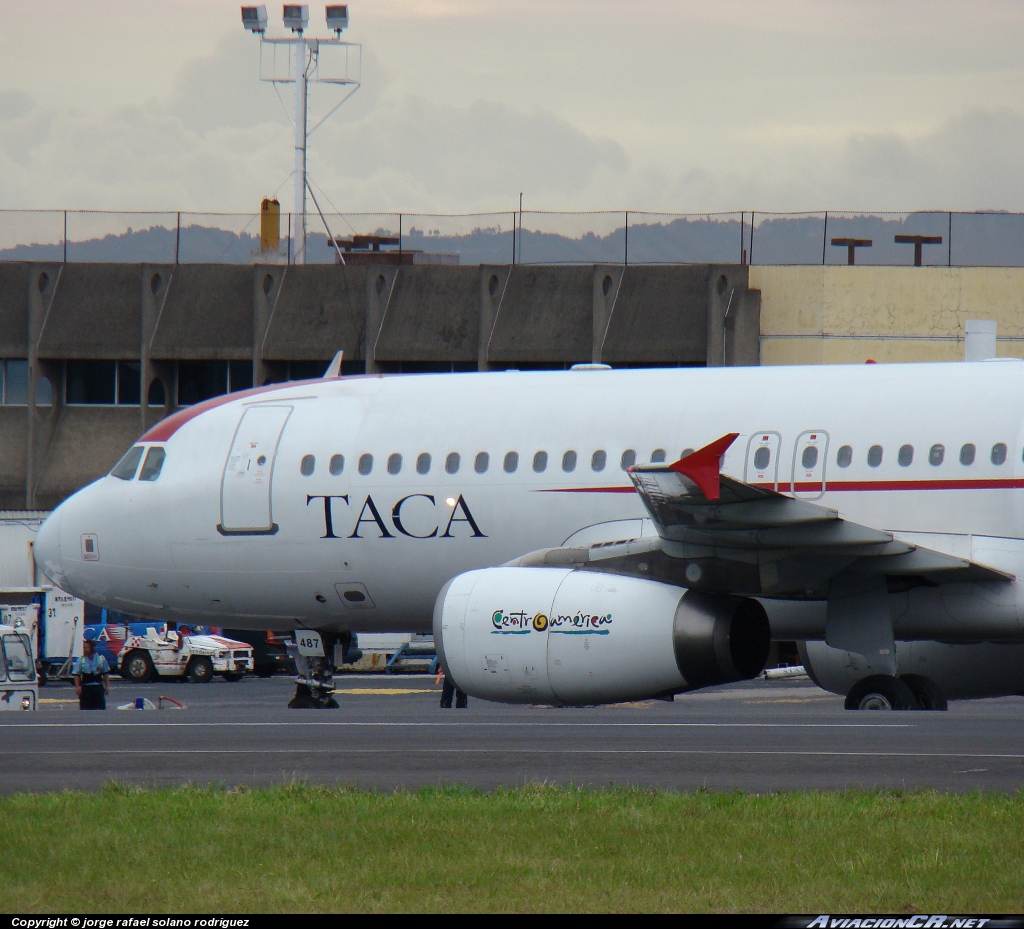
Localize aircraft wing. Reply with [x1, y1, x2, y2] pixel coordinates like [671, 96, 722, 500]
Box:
[510, 433, 1012, 597]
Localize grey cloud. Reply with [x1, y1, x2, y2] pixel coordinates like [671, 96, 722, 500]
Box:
[0, 90, 34, 120]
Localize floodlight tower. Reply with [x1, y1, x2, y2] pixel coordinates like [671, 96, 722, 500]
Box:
[242, 5, 361, 264]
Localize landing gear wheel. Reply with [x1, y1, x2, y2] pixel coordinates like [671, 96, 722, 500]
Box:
[221, 672, 243, 682]
[185, 656, 214, 684]
[901, 674, 948, 711]
[288, 683, 339, 709]
[845, 674, 920, 710]
[122, 650, 155, 683]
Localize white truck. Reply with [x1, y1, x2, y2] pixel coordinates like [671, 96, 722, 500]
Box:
[0, 622, 37, 710]
[118, 629, 254, 683]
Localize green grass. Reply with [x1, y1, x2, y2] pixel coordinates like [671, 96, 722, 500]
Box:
[2, 785, 1023, 912]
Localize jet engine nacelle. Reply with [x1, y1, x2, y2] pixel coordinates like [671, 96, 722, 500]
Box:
[800, 639, 1024, 701]
[433, 566, 770, 705]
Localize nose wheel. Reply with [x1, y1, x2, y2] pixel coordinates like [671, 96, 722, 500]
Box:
[288, 632, 347, 709]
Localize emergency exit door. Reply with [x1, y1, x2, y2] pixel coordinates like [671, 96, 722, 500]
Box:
[791, 430, 829, 500]
[219, 404, 293, 534]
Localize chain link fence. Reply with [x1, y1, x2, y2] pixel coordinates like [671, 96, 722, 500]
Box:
[2, 208, 1023, 267]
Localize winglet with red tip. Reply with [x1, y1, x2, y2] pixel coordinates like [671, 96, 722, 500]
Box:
[668, 433, 739, 501]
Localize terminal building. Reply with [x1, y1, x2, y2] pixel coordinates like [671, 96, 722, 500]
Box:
[1, 259, 1021, 510]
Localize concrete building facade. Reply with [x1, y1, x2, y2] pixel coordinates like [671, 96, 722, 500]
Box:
[0, 262, 758, 510]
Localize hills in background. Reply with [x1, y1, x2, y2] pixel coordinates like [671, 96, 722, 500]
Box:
[2, 212, 1023, 266]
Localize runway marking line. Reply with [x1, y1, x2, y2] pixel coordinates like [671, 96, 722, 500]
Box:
[0, 721, 913, 729]
[334, 688, 436, 695]
[3, 749, 1022, 759]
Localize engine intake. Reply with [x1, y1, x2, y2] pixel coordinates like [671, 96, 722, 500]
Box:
[434, 566, 770, 706]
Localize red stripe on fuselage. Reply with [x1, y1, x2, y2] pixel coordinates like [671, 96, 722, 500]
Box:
[538, 477, 1024, 494]
[139, 378, 344, 443]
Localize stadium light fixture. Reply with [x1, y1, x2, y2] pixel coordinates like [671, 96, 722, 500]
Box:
[283, 4, 309, 33]
[241, 5, 268, 33]
[325, 5, 349, 35]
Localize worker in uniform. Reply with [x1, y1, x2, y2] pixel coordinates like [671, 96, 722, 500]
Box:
[437, 667, 468, 709]
[73, 638, 111, 711]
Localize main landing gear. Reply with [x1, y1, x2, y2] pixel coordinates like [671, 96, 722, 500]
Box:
[845, 674, 948, 711]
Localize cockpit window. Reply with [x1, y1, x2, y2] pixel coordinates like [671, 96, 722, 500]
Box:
[111, 445, 144, 480]
[138, 447, 166, 482]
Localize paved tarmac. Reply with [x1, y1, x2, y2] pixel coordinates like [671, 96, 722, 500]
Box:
[3, 674, 1024, 793]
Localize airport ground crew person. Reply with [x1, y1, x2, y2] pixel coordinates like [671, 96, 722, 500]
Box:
[437, 668, 468, 709]
[73, 638, 110, 710]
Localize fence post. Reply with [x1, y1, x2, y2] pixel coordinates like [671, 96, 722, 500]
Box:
[398, 213, 403, 257]
[174, 212, 180, 264]
[739, 212, 744, 264]
[948, 212, 952, 267]
[62, 211, 67, 263]
[822, 211, 828, 265]
[624, 211, 629, 266]
[287, 213, 292, 265]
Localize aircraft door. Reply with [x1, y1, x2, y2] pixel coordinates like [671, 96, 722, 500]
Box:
[791, 430, 829, 499]
[744, 432, 781, 490]
[219, 404, 293, 534]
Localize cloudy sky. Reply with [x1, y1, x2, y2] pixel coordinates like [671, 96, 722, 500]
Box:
[1, 0, 1023, 219]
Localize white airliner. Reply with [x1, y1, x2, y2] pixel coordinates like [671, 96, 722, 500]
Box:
[33, 359, 1024, 710]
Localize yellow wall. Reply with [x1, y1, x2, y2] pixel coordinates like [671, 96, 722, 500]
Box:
[749, 266, 1024, 365]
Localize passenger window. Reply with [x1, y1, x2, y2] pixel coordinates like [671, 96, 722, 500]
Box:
[620, 449, 636, 471]
[358, 454, 373, 475]
[929, 444, 944, 466]
[504, 452, 519, 473]
[329, 454, 345, 476]
[300, 454, 316, 476]
[533, 451, 548, 473]
[651, 449, 667, 464]
[991, 443, 1008, 466]
[591, 450, 607, 472]
[681, 449, 694, 459]
[475, 452, 489, 474]
[110, 445, 144, 481]
[387, 454, 402, 475]
[416, 453, 431, 475]
[445, 452, 460, 475]
[960, 443, 976, 466]
[138, 447, 166, 482]
[836, 446, 852, 468]
[898, 444, 913, 467]
[801, 446, 818, 469]
[754, 447, 771, 470]
[867, 445, 883, 468]
[562, 450, 577, 473]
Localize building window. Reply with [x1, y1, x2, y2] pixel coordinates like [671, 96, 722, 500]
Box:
[1, 360, 28, 405]
[66, 360, 116, 405]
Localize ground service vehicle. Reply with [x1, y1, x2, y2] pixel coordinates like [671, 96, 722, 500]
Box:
[0, 623, 37, 710]
[118, 628, 254, 682]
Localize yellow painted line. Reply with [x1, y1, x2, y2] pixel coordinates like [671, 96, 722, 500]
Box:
[334, 688, 436, 695]
[39, 698, 79, 704]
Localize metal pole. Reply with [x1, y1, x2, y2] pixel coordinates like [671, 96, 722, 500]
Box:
[175, 212, 180, 264]
[287, 213, 292, 265]
[294, 38, 309, 264]
[948, 211, 952, 267]
[511, 212, 516, 265]
[739, 212, 744, 264]
[624, 211, 629, 266]
[518, 192, 523, 265]
[749, 211, 755, 265]
[398, 213, 402, 257]
[63, 211, 67, 263]
[822, 211, 828, 265]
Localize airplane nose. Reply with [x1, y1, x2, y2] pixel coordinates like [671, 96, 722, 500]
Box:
[34, 508, 66, 589]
